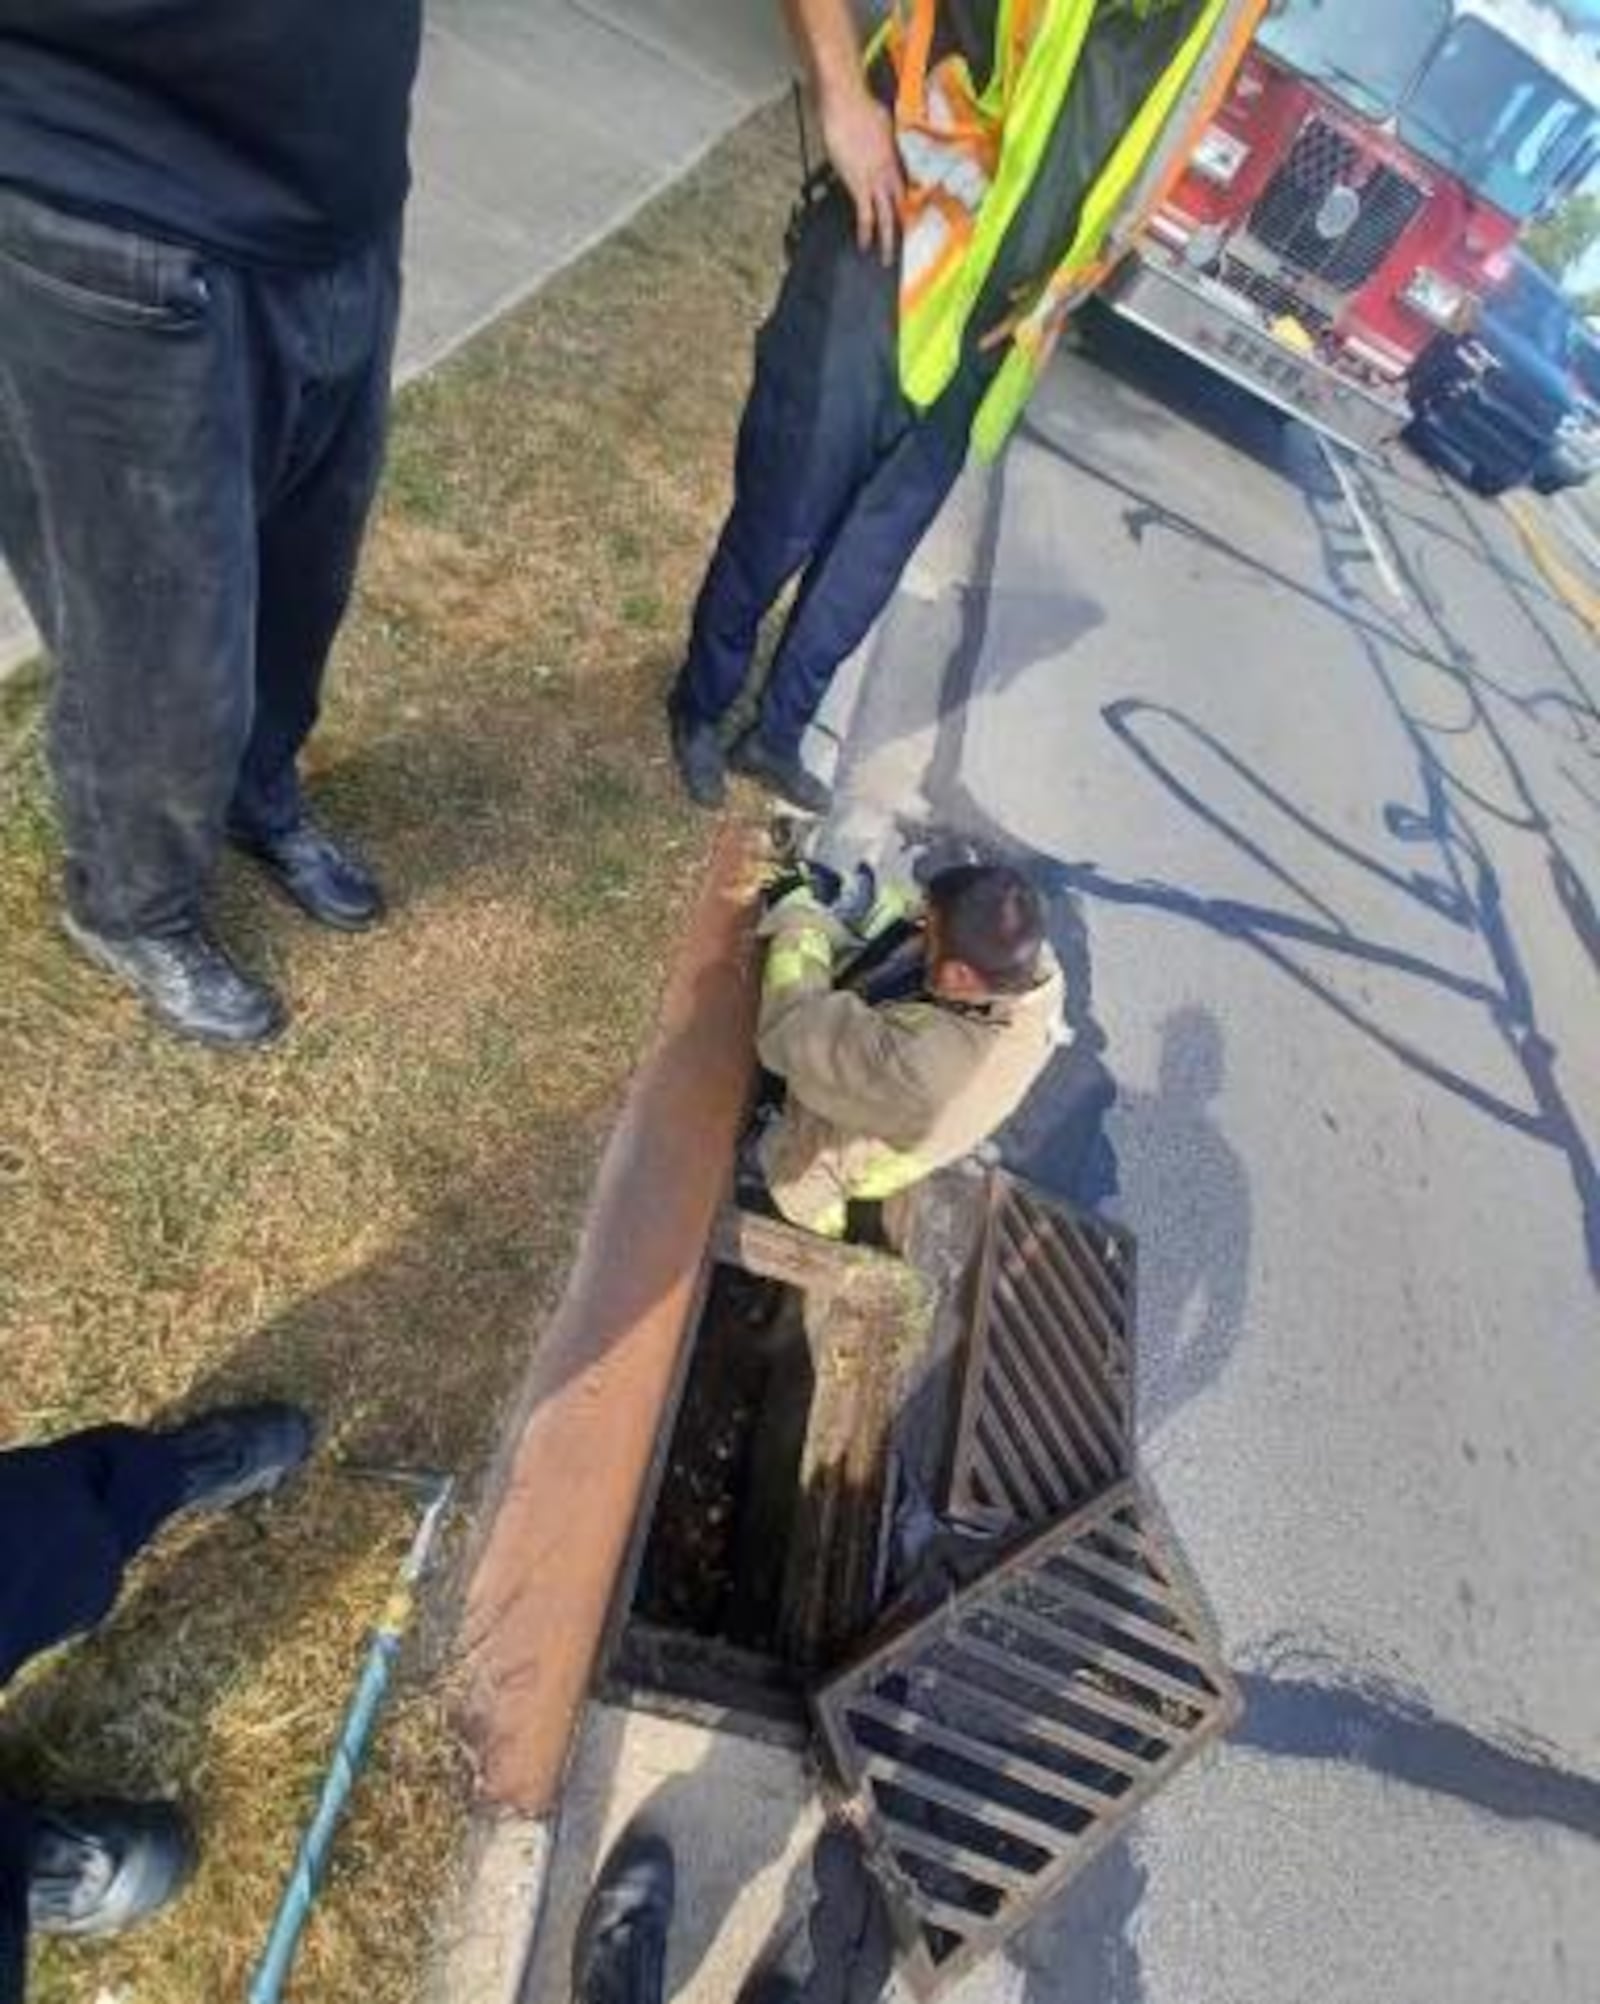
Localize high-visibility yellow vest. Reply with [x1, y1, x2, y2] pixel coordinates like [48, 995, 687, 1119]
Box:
[874, 0, 1269, 458]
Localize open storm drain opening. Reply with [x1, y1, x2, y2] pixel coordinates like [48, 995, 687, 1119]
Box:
[605, 1207, 931, 1742]
[815, 1480, 1241, 1999]
[605, 1168, 1241, 1995]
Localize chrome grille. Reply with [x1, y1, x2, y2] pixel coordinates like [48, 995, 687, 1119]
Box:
[1251, 117, 1426, 293]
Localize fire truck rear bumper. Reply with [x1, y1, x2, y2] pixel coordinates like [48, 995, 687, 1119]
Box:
[1102, 252, 1409, 458]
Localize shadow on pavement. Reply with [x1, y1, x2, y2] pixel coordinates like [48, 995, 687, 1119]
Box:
[827, 315, 1600, 2001]
[1004, 1646, 1600, 2004]
[1002, 399, 1600, 1287]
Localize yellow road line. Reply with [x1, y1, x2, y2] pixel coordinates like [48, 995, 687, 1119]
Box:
[1502, 491, 1600, 640]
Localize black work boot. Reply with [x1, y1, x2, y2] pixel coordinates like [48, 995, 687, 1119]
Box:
[231, 817, 385, 931]
[727, 731, 832, 817]
[573, 1830, 675, 2004]
[157, 1402, 315, 1515]
[26, 1801, 195, 1940]
[667, 702, 727, 811]
[62, 914, 285, 1048]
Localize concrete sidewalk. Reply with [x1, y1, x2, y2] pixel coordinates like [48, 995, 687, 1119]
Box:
[0, 0, 793, 676]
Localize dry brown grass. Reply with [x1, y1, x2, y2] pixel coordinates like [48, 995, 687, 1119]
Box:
[0, 106, 794, 2003]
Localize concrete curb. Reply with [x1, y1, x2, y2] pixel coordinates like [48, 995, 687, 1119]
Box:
[427, 1812, 553, 2004]
[434, 822, 762, 1997]
[394, 102, 782, 394]
[460, 818, 761, 1814]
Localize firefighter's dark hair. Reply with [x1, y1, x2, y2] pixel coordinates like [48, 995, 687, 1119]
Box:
[927, 864, 1044, 994]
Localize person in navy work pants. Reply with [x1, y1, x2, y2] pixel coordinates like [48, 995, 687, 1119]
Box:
[0, 1, 424, 1047]
[0, 1405, 312, 2002]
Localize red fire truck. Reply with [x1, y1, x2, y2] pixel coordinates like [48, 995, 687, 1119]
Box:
[1102, 0, 1600, 452]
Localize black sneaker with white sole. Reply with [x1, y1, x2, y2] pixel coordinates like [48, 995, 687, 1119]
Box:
[157, 1401, 315, 1516]
[62, 914, 284, 1048]
[26, 1800, 195, 1940]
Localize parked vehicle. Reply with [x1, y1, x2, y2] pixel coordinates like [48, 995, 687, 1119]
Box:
[1101, 0, 1600, 454]
[1407, 252, 1600, 495]
[1563, 320, 1600, 443]
[1536, 320, 1600, 494]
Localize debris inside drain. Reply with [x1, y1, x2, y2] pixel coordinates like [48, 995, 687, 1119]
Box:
[607, 1208, 931, 1740]
[633, 1262, 812, 1656]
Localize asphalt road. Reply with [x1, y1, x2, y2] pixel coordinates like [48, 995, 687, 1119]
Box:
[815, 315, 1600, 2004]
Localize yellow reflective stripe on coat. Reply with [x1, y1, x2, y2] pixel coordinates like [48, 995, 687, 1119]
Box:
[780, 1149, 926, 1239]
[764, 926, 834, 997]
[885, 0, 1266, 459]
[809, 1198, 850, 1240]
[970, 0, 1238, 458]
[848, 1146, 930, 1205]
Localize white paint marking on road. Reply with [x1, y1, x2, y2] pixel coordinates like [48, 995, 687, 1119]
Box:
[1317, 434, 1412, 610]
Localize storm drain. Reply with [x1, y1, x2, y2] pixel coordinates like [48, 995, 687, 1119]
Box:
[606, 1206, 930, 1740]
[948, 1173, 1136, 1527]
[815, 1480, 1239, 2000]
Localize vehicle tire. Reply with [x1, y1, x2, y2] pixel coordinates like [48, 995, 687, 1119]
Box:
[1468, 465, 1514, 499]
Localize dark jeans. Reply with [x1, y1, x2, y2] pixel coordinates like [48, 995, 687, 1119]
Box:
[0, 1425, 188, 2002]
[673, 192, 991, 761]
[0, 187, 399, 938]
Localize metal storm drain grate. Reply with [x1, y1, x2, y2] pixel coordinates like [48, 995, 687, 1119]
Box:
[815, 1482, 1239, 1998]
[948, 1173, 1136, 1527]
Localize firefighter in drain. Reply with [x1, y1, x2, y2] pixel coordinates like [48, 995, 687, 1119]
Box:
[749, 859, 1065, 1240]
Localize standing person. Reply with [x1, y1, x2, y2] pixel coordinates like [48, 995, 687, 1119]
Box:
[667, 0, 1250, 815]
[0, 1403, 314, 2002]
[0, 2, 425, 1046]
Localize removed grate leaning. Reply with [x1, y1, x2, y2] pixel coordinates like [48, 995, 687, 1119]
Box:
[813, 1480, 1239, 1999]
[947, 1172, 1136, 1528]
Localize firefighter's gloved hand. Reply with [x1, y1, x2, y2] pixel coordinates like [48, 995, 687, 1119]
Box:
[757, 875, 854, 949]
[759, 859, 842, 914]
[853, 877, 923, 942]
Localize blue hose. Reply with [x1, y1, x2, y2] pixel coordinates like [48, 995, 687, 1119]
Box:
[247, 1479, 452, 2004]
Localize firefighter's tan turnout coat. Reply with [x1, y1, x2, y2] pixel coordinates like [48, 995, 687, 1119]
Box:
[756, 900, 1065, 1237]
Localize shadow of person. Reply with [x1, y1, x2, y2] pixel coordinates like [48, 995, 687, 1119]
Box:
[1008, 1833, 1150, 2004]
[1110, 1007, 1251, 1438]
